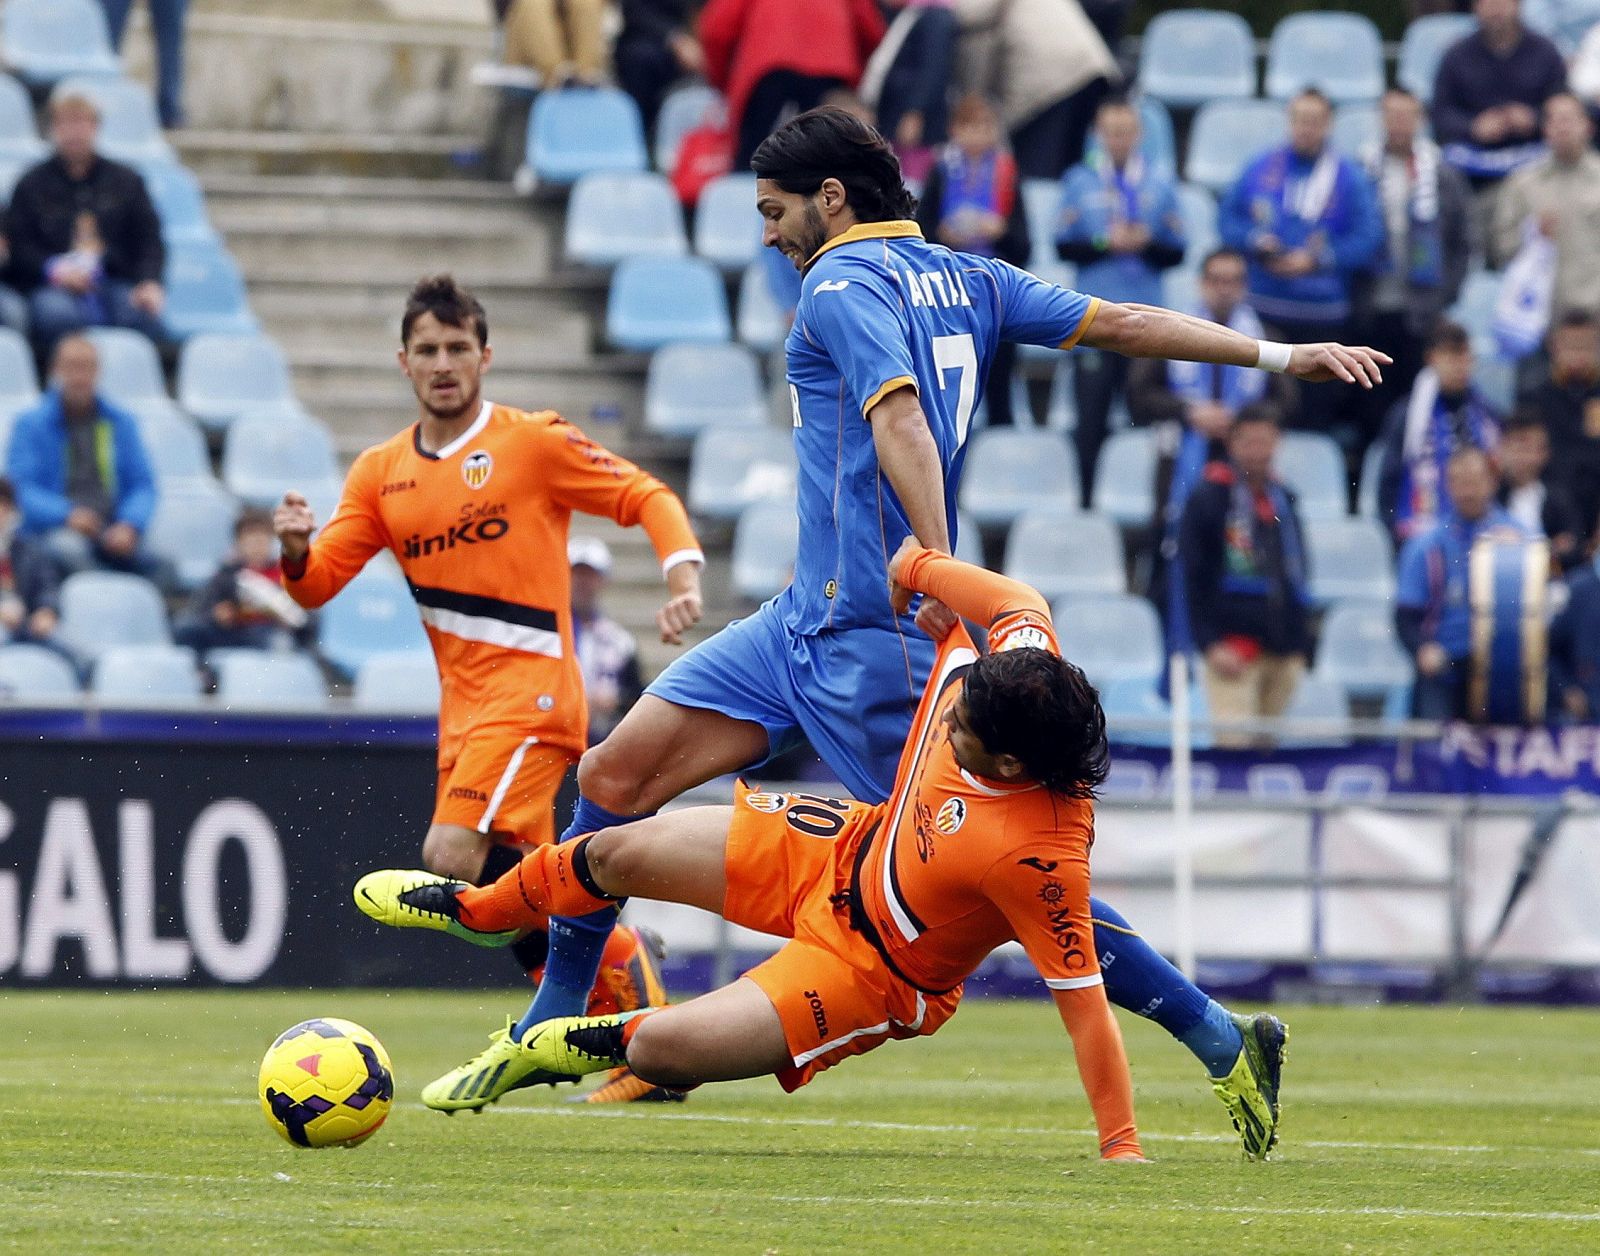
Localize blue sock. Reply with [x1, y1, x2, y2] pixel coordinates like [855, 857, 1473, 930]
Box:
[1090, 895, 1243, 1077]
[512, 796, 653, 1038]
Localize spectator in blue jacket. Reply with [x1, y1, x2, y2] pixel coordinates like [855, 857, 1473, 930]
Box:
[1056, 97, 1186, 499]
[4, 334, 157, 576]
[1395, 445, 1532, 719]
[1220, 88, 1383, 433]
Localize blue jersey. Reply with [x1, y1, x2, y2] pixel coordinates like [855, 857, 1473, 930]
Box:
[778, 221, 1098, 636]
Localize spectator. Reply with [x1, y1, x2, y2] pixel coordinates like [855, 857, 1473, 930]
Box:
[174, 508, 312, 656]
[0, 230, 27, 336]
[1056, 97, 1186, 499]
[569, 536, 643, 744]
[1496, 407, 1583, 569]
[98, 0, 190, 129]
[1548, 521, 1600, 721]
[0, 477, 64, 654]
[1179, 403, 1311, 748]
[614, 0, 703, 136]
[1520, 308, 1600, 536]
[915, 94, 1028, 426]
[1395, 445, 1531, 719]
[1378, 320, 1501, 545]
[1493, 94, 1600, 320]
[698, 0, 885, 171]
[1219, 89, 1383, 433]
[4, 90, 166, 358]
[4, 334, 157, 576]
[1431, 0, 1565, 229]
[860, 1, 958, 182]
[500, 0, 608, 88]
[1357, 87, 1473, 451]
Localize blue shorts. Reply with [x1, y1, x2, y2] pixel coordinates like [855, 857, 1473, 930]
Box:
[645, 600, 937, 803]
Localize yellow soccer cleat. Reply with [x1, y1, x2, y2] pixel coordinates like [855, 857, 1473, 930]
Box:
[353, 869, 518, 948]
[1210, 1012, 1288, 1160]
[420, 1018, 579, 1113]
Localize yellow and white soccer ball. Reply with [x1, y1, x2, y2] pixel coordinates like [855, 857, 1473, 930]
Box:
[258, 1017, 395, 1148]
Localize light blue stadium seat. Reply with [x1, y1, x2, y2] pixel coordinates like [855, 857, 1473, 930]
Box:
[736, 259, 787, 351]
[57, 571, 171, 661]
[353, 650, 440, 713]
[1277, 430, 1348, 520]
[1473, 354, 1517, 412]
[319, 565, 428, 680]
[92, 644, 202, 705]
[694, 173, 761, 271]
[1038, 357, 1075, 430]
[0, 73, 45, 163]
[1448, 269, 1503, 357]
[1092, 428, 1158, 526]
[1266, 12, 1384, 102]
[525, 87, 647, 187]
[1054, 593, 1164, 688]
[138, 160, 217, 245]
[163, 239, 257, 340]
[1185, 99, 1288, 193]
[731, 498, 799, 602]
[959, 428, 1080, 526]
[1101, 677, 1212, 749]
[1398, 14, 1477, 101]
[0, 157, 27, 206]
[1138, 9, 1256, 108]
[653, 82, 721, 173]
[564, 171, 686, 266]
[84, 326, 167, 405]
[57, 75, 174, 165]
[606, 256, 730, 351]
[1175, 182, 1219, 270]
[0, 643, 80, 700]
[143, 478, 239, 589]
[1331, 103, 1382, 157]
[177, 332, 296, 432]
[645, 342, 764, 436]
[222, 410, 340, 509]
[1021, 177, 1064, 273]
[0, 327, 41, 416]
[687, 425, 797, 521]
[1278, 674, 1353, 747]
[211, 649, 327, 710]
[954, 509, 983, 566]
[1305, 516, 1395, 605]
[1004, 507, 1125, 597]
[1, 0, 119, 86]
[1313, 600, 1415, 701]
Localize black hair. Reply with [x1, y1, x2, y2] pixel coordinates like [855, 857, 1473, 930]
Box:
[1426, 318, 1471, 354]
[750, 106, 917, 223]
[1200, 246, 1247, 276]
[964, 649, 1109, 799]
[1554, 308, 1599, 333]
[402, 274, 488, 347]
[235, 506, 274, 538]
[1292, 87, 1333, 113]
[1501, 405, 1549, 438]
[1232, 400, 1282, 431]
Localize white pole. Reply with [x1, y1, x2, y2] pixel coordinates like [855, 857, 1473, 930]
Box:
[1169, 652, 1197, 980]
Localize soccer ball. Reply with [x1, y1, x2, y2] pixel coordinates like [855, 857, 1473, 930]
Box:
[258, 1017, 395, 1148]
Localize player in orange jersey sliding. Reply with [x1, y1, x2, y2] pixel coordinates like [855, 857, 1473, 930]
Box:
[355, 538, 1154, 1160]
[278, 274, 704, 1103]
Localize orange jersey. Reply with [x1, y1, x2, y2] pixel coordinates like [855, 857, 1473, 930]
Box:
[284, 402, 700, 759]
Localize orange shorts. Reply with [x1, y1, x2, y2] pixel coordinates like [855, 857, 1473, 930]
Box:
[433, 731, 577, 845]
[722, 782, 962, 1091]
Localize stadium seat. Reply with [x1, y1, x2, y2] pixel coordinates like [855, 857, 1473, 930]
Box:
[1053, 593, 1164, 687]
[1473, 354, 1517, 413]
[1331, 103, 1382, 157]
[0, 73, 45, 162]
[138, 160, 217, 245]
[130, 402, 211, 478]
[57, 76, 174, 166]
[1185, 99, 1287, 193]
[1175, 182, 1219, 271]
[652, 81, 722, 173]
[163, 239, 258, 340]
[1276, 431, 1348, 520]
[1398, 14, 1477, 101]
[177, 332, 296, 432]
[959, 428, 1080, 526]
[645, 342, 764, 436]
[211, 649, 328, 710]
[736, 259, 787, 351]
[0, 157, 27, 206]
[564, 171, 686, 266]
[318, 565, 428, 680]
[1092, 428, 1158, 526]
[1448, 269, 1503, 356]
[954, 509, 983, 566]
[1357, 441, 1384, 520]
[1021, 178, 1064, 273]
[1004, 507, 1125, 597]
[1100, 677, 1212, 750]
[353, 650, 440, 713]
[1162, 267, 1200, 314]
[57, 571, 171, 662]
[222, 410, 341, 509]
[694, 173, 761, 271]
[1278, 674, 1353, 747]
[731, 497, 799, 602]
[1265, 12, 1384, 102]
[0, 0, 119, 86]
[687, 425, 797, 521]
[1137, 9, 1256, 108]
[0, 327, 41, 417]
[1305, 516, 1395, 605]
[84, 327, 167, 405]
[1313, 600, 1414, 701]
[524, 87, 647, 186]
[606, 256, 730, 351]
[92, 644, 202, 705]
[143, 478, 240, 589]
[0, 643, 80, 700]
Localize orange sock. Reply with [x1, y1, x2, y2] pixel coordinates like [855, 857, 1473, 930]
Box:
[456, 839, 614, 932]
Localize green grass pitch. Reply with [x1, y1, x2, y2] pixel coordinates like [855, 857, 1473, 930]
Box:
[2, 992, 1598, 1254]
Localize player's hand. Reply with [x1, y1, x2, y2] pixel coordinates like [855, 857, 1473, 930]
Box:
[101, 521, 139, 557]
[1285, 343, 1391, 388]
[273, 491, 315, 563]
[914, 597, 958, 641]
[658, 561, 704, 645]
[887, 535, 922, 616]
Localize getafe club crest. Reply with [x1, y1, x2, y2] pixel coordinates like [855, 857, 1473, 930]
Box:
[935, 797, 967, 834]
[462, 450, 493, 489]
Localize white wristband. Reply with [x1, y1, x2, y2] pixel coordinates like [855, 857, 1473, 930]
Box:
[1256, 340, 1293, 373]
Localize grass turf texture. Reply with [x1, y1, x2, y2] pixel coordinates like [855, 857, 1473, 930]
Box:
[2, 994, 1597, 1253]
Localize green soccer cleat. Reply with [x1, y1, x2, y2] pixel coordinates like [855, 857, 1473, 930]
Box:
[1210, 1011, 1288, 1160]
[420, 1018, 580, 1113]
[520, 1013, 639, 1081]
[352, 869, 518, 948]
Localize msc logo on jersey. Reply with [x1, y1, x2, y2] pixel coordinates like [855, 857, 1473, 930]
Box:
[935, 797, 967, 834]
[462, 450, 493, 489]
[743, 791, 787, 814]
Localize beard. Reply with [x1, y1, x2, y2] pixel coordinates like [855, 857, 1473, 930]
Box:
[419, 380, 480, 423]
[784, 201, 828, 270]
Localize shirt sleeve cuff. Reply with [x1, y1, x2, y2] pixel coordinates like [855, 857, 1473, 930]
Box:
[661, 548, 705, 576]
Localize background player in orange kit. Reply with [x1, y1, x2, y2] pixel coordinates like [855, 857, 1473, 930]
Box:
[355, 540, 1162, 1161]
[275, 274, 704, 1101]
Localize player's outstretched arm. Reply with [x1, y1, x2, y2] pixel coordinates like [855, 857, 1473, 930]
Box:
[275, 460, 387, 608]
[1052, 987, 1148, 1162]
[888, 538, 1050, 635]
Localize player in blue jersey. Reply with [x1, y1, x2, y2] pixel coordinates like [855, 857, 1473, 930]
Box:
[425, 108, 1388, 1154]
